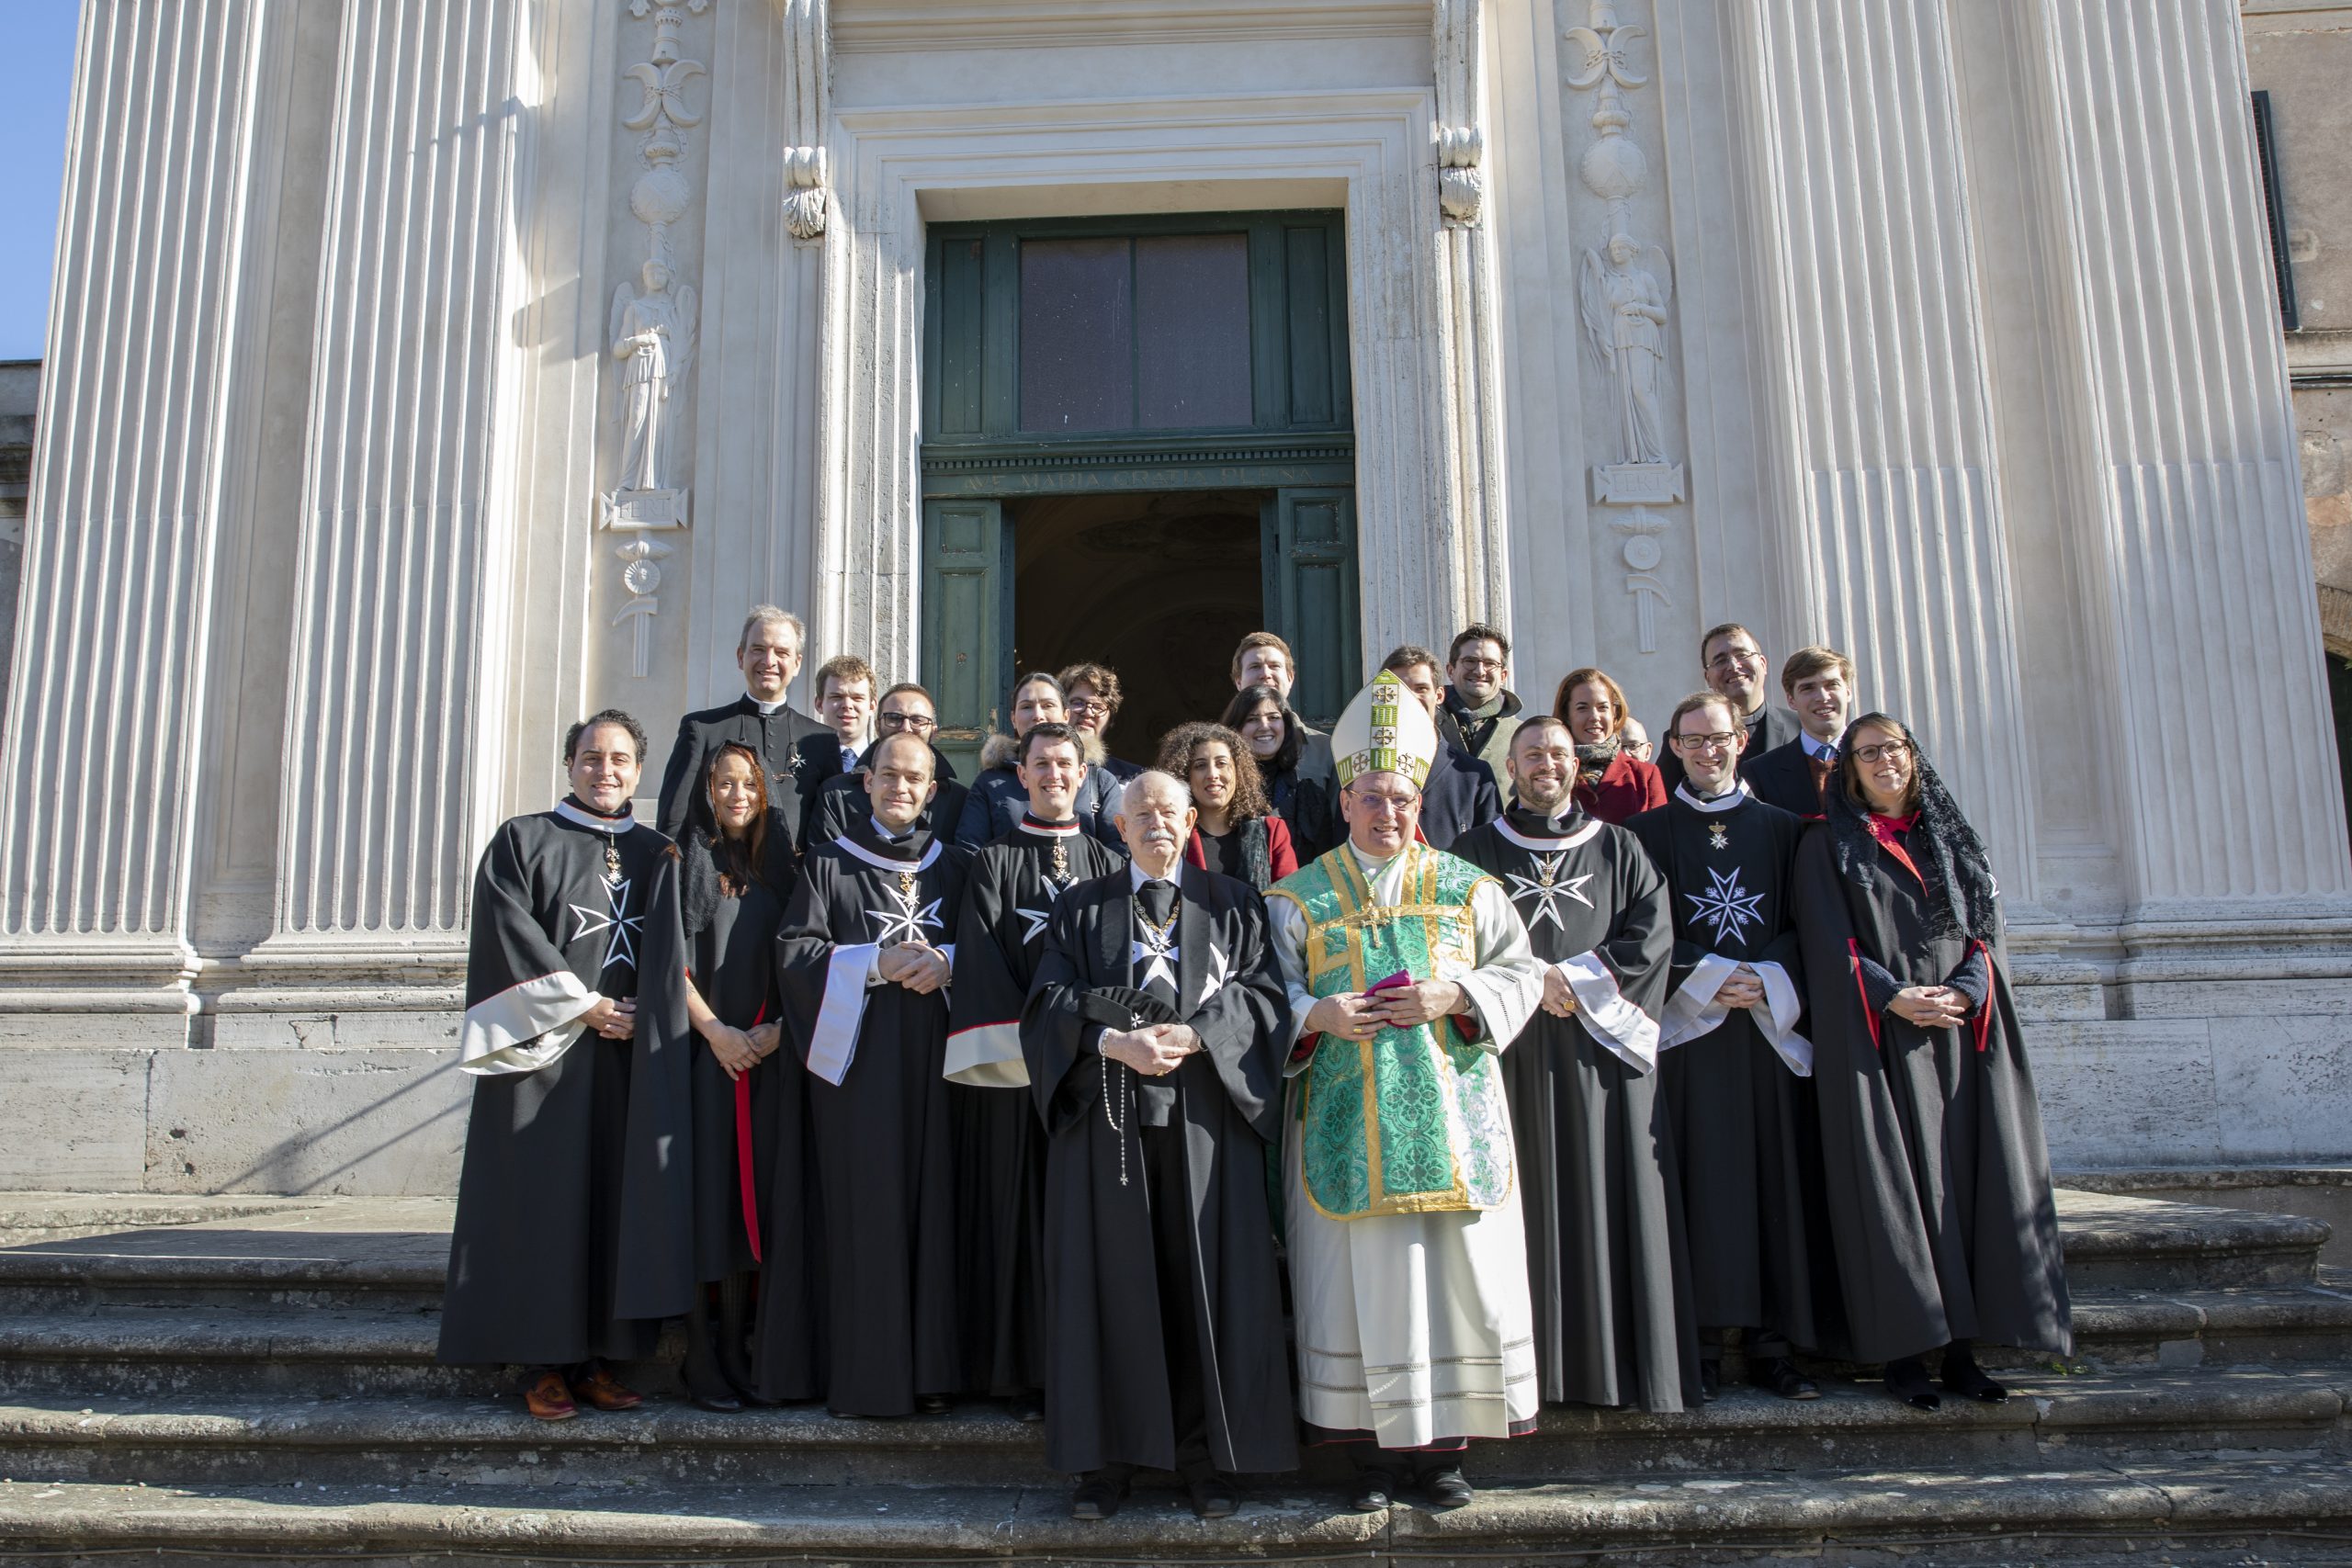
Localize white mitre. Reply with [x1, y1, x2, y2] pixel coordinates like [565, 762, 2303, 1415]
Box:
[1331, 670, 1438, 789]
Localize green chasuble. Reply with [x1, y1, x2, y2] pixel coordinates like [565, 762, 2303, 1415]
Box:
[1266, 843, 1514, 1220]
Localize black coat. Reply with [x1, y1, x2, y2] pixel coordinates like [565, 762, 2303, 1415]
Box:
[1417, 742, 1505, 851]
[801, 743, 969, 852]
[655, 695, 830, 847]
[1745, 735, 1832, 818]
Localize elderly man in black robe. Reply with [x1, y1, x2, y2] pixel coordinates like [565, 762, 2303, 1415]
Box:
[654, 606, 828, 845]
[1021, 769, 1295, 1523]
[1450, 715, 1697, 1415]
[1629, 693, 1839, 1401]
[756, 730, 968, 1417]
[945, 722, 1125, 1421]
[439, 709, 695, 1422]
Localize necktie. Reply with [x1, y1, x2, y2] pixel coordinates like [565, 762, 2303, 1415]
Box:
[1807, 754, 1834, 801]
[1132, 879, 1181, 1124]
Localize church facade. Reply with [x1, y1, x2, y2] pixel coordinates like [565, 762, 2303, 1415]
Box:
[1, 0, 2344, 1193]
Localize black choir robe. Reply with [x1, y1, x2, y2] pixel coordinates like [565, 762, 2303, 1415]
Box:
[1020, 864, 1296, 1478]
[682, 816, 796, 1283]
[1791, 822, 2072, 1364]
[1451, 807, 1698, 1412]
[944, 816, 1125, 1396]
[754, 818, 969, 1415]
[439, 802, 695, 1367]
[1628, 786, 1842, 1357]
[654, 694, 829, 847]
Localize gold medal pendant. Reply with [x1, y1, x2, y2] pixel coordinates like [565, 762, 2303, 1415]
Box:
[899, 868, 918, 902]
[604, 839, 624, 885]
[1708, 823, 1730, 852]
[1051, 842, 1069, 883]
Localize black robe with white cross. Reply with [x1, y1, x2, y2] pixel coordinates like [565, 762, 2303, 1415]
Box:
[1451, 807, 1699, 1413]
[439, 802, 695, 1367]
[944, 815, 1126, 1397]
[753, 817, 969, 1415]
[1019, 864, 1296, 1478]
[1791, 818, 2071, 1364]
[1628, 784, 1845, 1358]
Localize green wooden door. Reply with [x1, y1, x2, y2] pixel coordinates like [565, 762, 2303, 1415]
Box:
[1264, 486, 1361, 728]
[921, 497, 1012, 784]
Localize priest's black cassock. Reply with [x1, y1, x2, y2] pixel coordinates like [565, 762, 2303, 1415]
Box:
[1790, 787, 2071, 1365]
[944, 814, 1125, 1398]
[1451, 806, 1698, 1413]
[1627, 784, 1843, 1361]
[754, 817, 968, 1415]
[655, 695, 828, 847]
[1019, 863, 1296, 1480]
[439, 800, 695, 1368]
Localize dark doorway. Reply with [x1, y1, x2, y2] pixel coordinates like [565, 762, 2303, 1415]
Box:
[1012, 491, 1267, 767]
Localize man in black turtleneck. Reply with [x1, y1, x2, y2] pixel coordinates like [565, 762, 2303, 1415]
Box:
[655, 606, 831, 845]
[1449, 716, 1696, 1416]
[1628, 693, 1838, 1402]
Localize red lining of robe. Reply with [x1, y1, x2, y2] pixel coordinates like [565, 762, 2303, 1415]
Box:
[734, 1000, 768, 1262]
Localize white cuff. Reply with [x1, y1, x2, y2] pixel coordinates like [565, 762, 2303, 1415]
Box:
[808, 943, 880, 1085]
[1658, 953, 1739, 1052]
[944, 1021, 1029, 1088]
[459, 973, 599, 1076]
[1558, 952, 1658, 1073]
[1750, 959, 1813, 1077]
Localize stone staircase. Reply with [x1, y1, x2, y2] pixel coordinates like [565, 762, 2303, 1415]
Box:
[0, 1190, 2345, 1565]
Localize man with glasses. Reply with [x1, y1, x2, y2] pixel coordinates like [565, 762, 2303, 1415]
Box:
[1746, 647, 1855, 818]
[1266, 671, 1547, 1515]
[1628, 693, 1838, 1403]
[1655, 622, 1802, 795]
[1440, 623, 1523, 782]
[803, 683, 969, 850]
[1380, 645, 1505, 850]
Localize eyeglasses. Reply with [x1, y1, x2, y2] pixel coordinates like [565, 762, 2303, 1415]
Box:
[1705, 648, 1763, 671]
[1347, 790, 1421, 818]
[1067, 698, 1111, 718]
[877, 711, 937, 733]
[1672, 731, 1738, 754]
[1453, 656, 1503, 671]
[1851, 740, 1911, 765]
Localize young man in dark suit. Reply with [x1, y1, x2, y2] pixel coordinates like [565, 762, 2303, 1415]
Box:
[1745, 646, 1854, 818]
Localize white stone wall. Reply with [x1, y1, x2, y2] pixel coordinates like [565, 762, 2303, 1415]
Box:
[0, 0, 2344, 1191]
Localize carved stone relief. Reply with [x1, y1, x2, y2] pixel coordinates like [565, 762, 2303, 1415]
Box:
[1561, 0, 1682, 650]
[779, 0, 830, 244]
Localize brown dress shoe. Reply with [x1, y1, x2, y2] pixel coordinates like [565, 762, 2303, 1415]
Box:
[521, 1369, 577, 1422]
[569, 1360, 643, 1412]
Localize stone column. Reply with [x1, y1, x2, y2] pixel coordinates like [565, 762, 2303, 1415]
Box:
[2028, 0, 2352, 922]
[0, 0, 268, 1025]
[1734, 0, 2041, 899]
[261, 1, 527, 961]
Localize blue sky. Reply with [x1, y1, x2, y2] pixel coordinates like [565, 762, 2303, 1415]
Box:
[0, 6, 78, 362]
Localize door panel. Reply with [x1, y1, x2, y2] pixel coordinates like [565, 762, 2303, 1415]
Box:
[921, 498, 1012, 784]
[1266, 486, 1361, 728]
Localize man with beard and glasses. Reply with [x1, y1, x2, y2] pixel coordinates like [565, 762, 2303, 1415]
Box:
[755, 731, 967, 1417]
[1440, 623, 1523, 784]
[1629, 694, 1840, 1402]
[1450, 716, 1697, 1416]
[944, 722, 1125, 1424]
[1021, 770, 1295, 1522]
[1267, 672, 1546, 1514]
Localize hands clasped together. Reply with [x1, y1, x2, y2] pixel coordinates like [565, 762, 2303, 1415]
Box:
[1305, 978, 1467, 1043]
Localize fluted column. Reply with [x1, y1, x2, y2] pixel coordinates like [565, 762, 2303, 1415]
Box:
[1431, 0, 1512, 630]
[0, 2, 265, 1000]
[2030, 0, 2350, 917]
[267, 1, 526, 949]
[1736, 0, 2039, 899]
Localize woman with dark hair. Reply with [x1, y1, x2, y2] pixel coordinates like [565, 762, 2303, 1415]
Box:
[956, 672, 1124, 848]
[1791, 713, 2071, 1411]
[1555, 666, 1666, 824]
[1156, 722, 1298, 890]
[1219, 682, 1329, 859]
[676, 743, 796, 1412]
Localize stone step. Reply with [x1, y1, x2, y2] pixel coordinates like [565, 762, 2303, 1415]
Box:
[9, 1272, 2352, 1404]
[0, 1366, 2340, 1492]
[1, 1453, 2349, 1567]
[2053, 1190, 2328, 1288]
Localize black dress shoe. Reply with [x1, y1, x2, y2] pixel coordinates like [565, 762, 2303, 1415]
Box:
[1941, 1352, 2009, 1404]
[687, 1385, 743, 1414]
[1187, 1472, 1241, 1519]
[1883, 1356, 1940, 1411]
[1070, 1472, 1128, 1520]
[1755, 1356, 1820, 1401]
[1349, 1467, 1397, 1513]
[915, 1393, 953, 1416]
[1699, 1359, 1721, 1403]
[1419, 1464, 1475, 1511]
[1007, 1392, 1046, 1423]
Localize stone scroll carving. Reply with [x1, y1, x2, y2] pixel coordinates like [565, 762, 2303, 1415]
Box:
[1434, 0, 1485, 229]
[779, 0, 831, 243]
[1561, 0, 1681, 650]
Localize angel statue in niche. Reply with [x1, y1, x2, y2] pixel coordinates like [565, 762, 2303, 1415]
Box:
[610, 257, 699, 496]
[1578, 233, 1672, 467]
